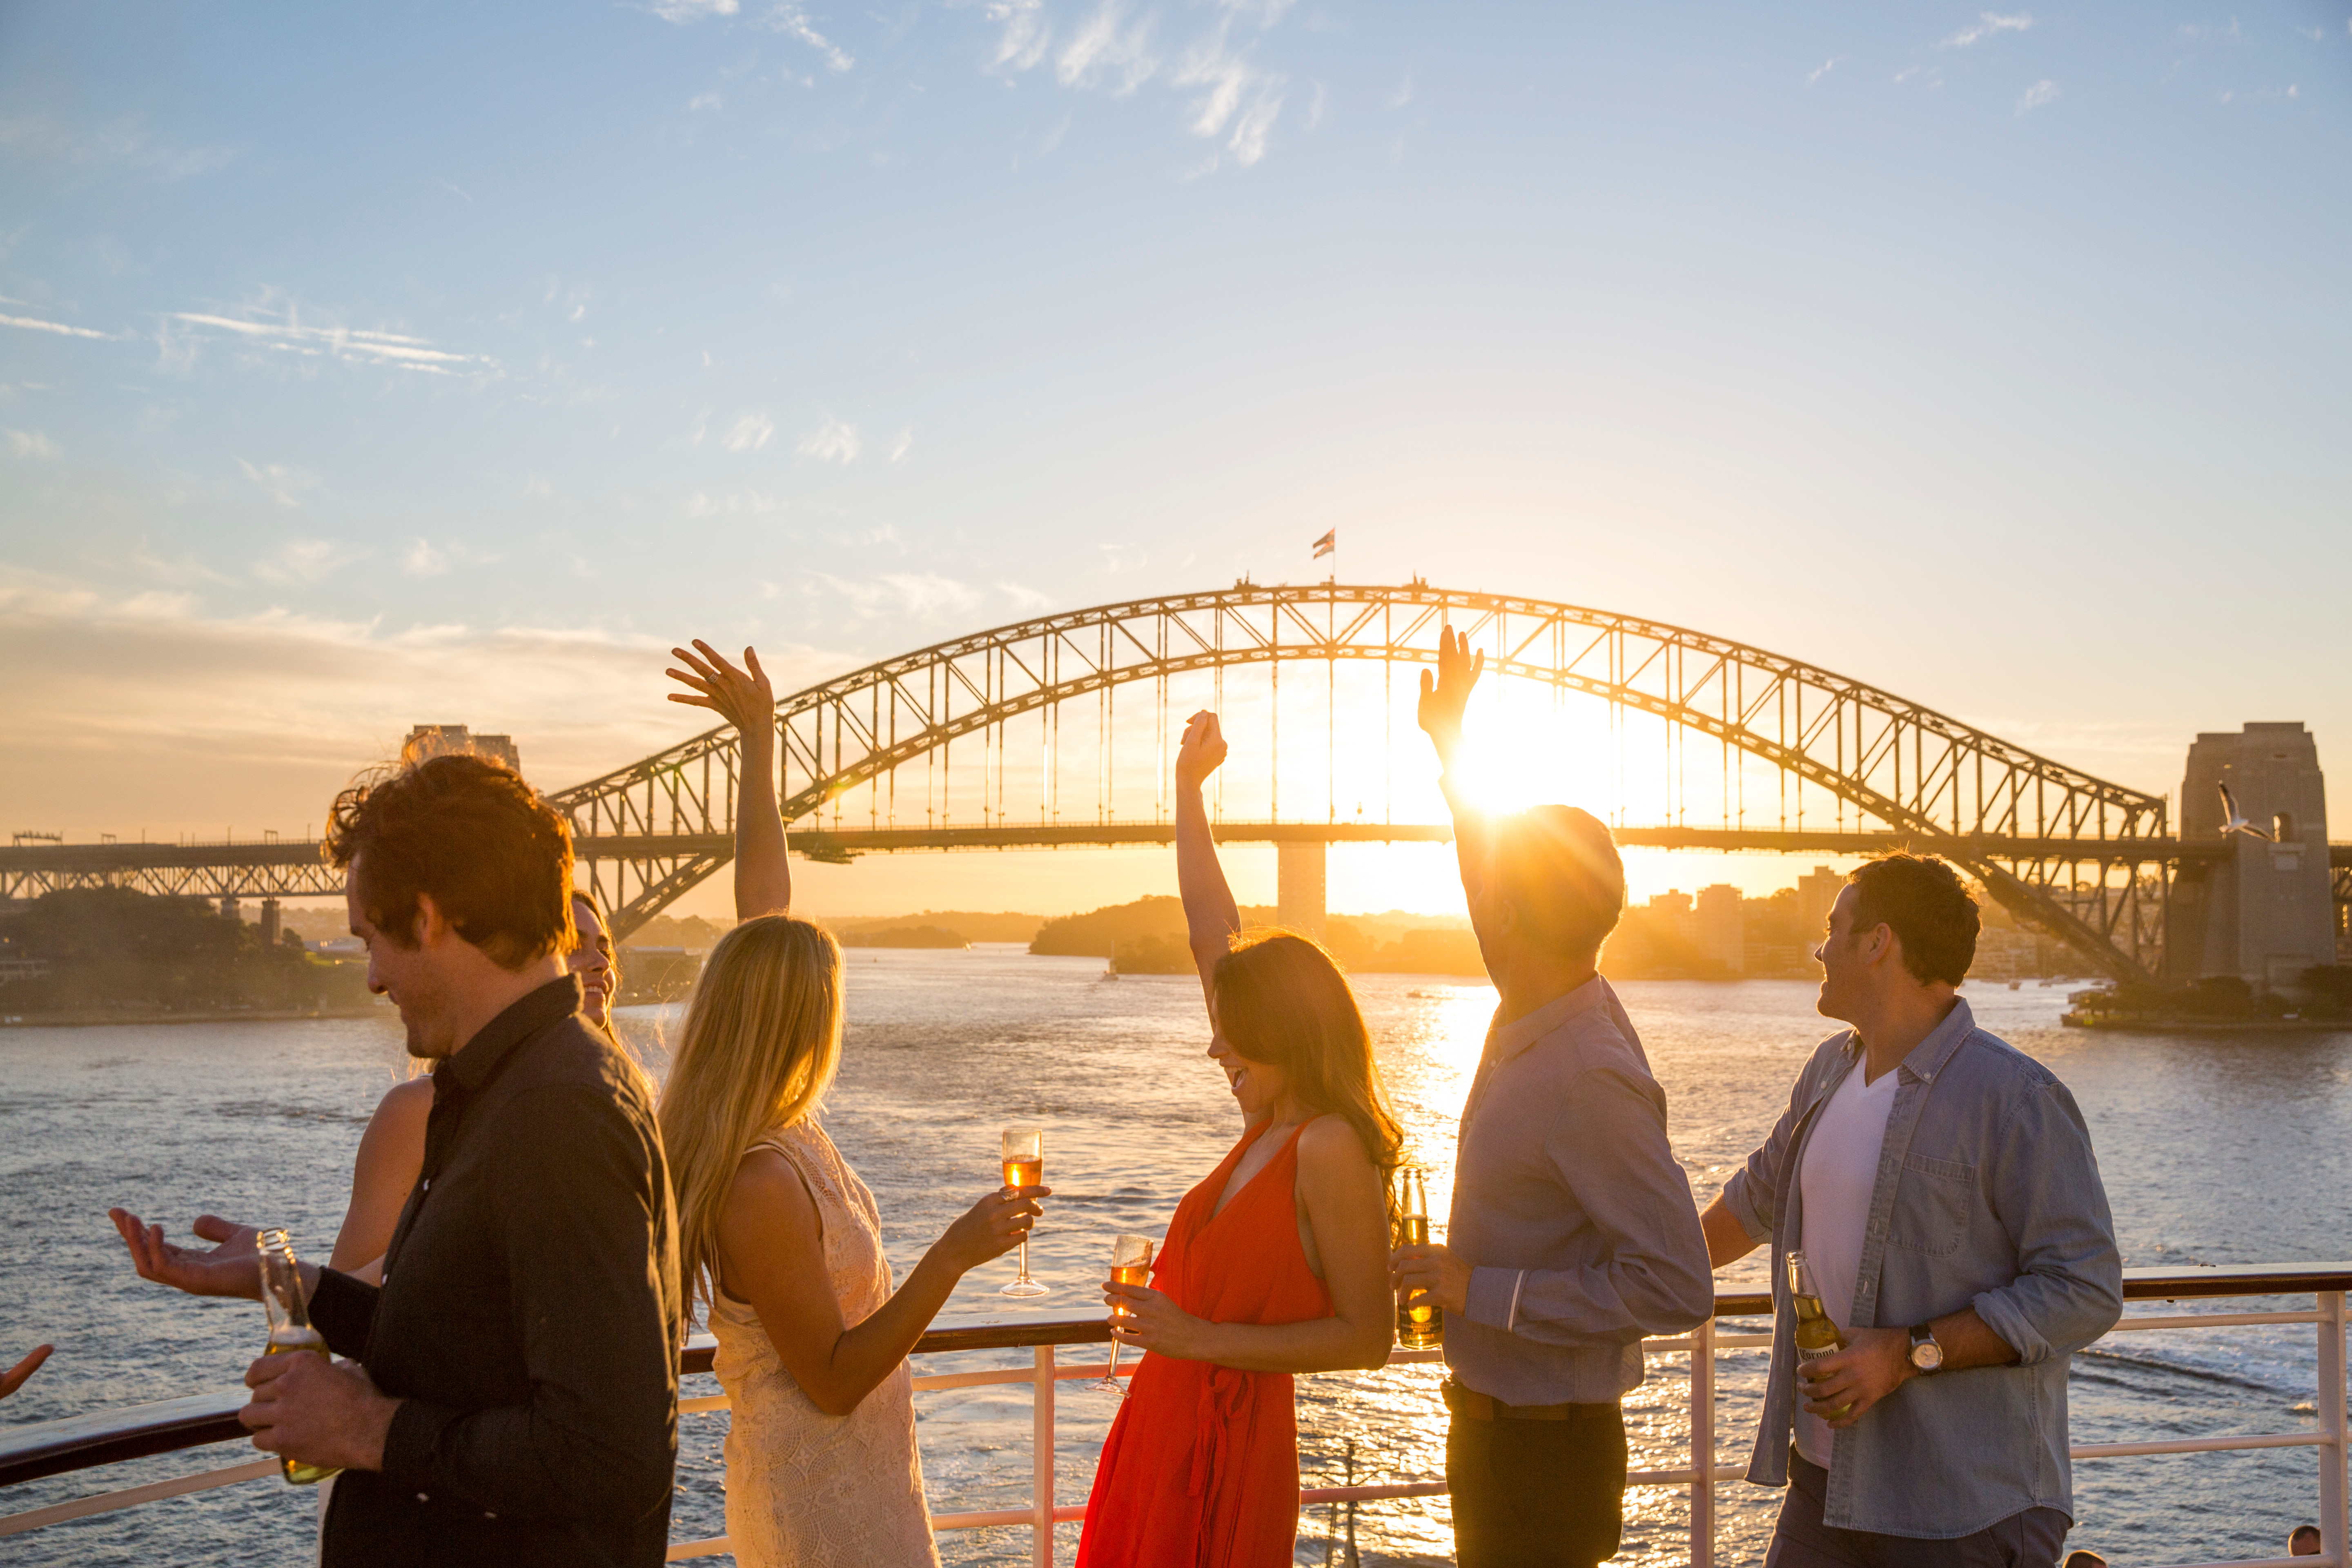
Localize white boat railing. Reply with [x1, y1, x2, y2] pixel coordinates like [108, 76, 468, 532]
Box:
[4, 1264, 2347, 1567]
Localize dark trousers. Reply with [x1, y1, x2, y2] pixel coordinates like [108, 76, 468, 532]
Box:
[1766, 1451, 2071, 1568]
[1446, 1401, 1626, 1568]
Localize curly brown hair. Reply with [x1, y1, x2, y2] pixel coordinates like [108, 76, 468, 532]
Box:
[322, 753, 575, 969]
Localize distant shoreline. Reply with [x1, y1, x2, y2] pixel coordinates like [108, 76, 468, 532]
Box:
[0, 1004, 387, 1029]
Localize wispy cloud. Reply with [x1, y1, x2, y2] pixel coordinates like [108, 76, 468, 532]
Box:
[764, 3, 853, 71]
[252, 538, 362, 586]
[2016, 79, 2059, 114]
[984, 0, 1053, 71]
[724, 412, 776, 452]
[6, 430, 59, 459]
[401, 540, 450, 577]
[648, 0, 739, 21]
[1058, 0, 1157, 91]
[1, 311, 114, 341]
[688, 90, 724, 111]
[806, 571, 980, 619]
[169, 307, 495, 376]
[888, 428, 914, 462]
[998, 581, 1051, 611]
[0, 114, 233, 180]
[1806, 56, 1845, 87]
[798, 418, 861, 463]
[1174, 17, 1286, 166]
[237, 458, 321, 510]
[1942, 12, 2032, 49]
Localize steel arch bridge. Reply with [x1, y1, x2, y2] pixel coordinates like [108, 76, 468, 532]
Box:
[546, 581, 2174, 983]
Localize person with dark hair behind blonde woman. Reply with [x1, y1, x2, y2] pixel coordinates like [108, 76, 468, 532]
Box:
[1075, 709, 1401, 1568]
[654, 640, 1042, 1568]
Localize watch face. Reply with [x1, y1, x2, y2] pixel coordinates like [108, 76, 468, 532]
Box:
[1910, 1340, 1944, 1372]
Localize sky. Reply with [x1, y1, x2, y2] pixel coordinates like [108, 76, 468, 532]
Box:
[2, 1, 2347, 918]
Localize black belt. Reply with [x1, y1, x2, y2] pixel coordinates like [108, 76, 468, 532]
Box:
[1442, 1377, 1619, 1423]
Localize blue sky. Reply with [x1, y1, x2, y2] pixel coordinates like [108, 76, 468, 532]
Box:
[2, 2, 2347, 915]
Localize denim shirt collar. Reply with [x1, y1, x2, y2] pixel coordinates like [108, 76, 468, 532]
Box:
[1835, 995, 1976, 1092]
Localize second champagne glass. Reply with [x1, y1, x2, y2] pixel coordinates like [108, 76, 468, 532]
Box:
[999, 1127, 1050, 1298]
[1090, 1233, 1155, 1394]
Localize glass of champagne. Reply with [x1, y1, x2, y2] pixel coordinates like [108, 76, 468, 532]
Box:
[999, 1127, 1050, 1298]
[255, 1229, 341, 1486]
[1091, 1234, 1155, 1395]
[1394, 1167, 1444, 1350]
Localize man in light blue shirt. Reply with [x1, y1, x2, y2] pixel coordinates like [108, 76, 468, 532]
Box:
[1391, 626, 1713, 1568]
[1700, 854, 2123, 1566]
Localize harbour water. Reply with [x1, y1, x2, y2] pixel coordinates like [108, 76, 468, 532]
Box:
[4, 947, 2349, 1565]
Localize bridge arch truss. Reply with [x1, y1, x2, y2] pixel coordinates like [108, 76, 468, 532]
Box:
[549, 583, 2171, 982]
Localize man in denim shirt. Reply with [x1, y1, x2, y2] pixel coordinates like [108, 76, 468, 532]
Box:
[1700, 855, 2122, 1566]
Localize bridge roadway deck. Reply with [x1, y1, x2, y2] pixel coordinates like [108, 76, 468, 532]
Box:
[4, 823, 2317, 883]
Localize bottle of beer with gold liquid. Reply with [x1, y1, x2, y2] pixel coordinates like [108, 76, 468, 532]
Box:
[256, 1228, 342, 1486]
[1786, 1248, 1853, 1421]
[1395, 1167, 1443, 1351]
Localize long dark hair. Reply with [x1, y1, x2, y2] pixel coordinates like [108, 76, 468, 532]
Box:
[1212, 929, 1405, 1216]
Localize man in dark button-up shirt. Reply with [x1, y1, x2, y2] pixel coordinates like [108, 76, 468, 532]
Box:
[115, 753, 682, 1567]
[303, 973, 682, 1565]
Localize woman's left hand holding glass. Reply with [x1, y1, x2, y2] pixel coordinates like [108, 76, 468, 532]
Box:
[1104, 1279, 1216, 1361]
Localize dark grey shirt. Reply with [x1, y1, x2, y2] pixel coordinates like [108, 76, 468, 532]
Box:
[310, 976, 682, 1567]
[1443, 977, 1714, 1404]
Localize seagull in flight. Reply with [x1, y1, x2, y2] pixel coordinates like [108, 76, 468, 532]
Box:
[2217, 782, 2275, 841]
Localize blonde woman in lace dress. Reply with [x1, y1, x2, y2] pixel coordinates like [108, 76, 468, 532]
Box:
[657, 641, 1047, 1567]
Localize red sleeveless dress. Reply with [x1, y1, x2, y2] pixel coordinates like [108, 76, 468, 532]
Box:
[1076, 1120, 1332, 1568]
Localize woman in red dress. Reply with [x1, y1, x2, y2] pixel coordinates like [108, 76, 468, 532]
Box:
[1077, 711, 1403, 1568]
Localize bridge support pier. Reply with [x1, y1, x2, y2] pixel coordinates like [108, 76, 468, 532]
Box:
[1277, 841, 1326, 938]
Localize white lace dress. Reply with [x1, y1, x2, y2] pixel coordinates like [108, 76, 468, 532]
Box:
[710, 1119, 942, 1568]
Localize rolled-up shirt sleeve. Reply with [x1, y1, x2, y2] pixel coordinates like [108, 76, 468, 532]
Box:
[1970, 1077, 2123, 1365]
[1722, 1071, 1811, 1245]
[376, 1084, 676, 1529]
[1462, 1068, 1714, 1343]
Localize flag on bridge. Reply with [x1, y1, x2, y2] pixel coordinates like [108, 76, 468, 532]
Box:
[1311, 529, 1336, 559]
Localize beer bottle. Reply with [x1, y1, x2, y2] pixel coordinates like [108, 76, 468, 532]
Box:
[1786, 1248, 1853, 1421]
[256, 1228, 343, 1486]
[1394, 1167, 1443, 1350]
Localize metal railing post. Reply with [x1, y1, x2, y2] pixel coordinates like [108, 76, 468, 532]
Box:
[2322, 1292, 2347, 1566]
[1690, 1316, 1716, 1568]
[1034, 1345, 1057, 1568]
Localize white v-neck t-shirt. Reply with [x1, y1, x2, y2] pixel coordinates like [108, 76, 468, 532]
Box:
[1793, 1056, 1900, 1468]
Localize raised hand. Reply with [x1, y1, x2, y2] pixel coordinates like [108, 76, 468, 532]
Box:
[666, 640, 776, 736]
[0, 1343, 52, 1400]
[1174, 710, 1228, 792]
[109, 1209, 265, 1300]
[1416, 624, 1484, 762]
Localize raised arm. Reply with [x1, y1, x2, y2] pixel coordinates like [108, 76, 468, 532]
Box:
[1417, 626, 1488, 908]
[667, 641, 789, 919]
[1174, 710, 1242, 1008]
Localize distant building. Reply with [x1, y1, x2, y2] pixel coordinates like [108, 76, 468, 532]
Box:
[1796, 866, 1842, 949]
[1695, 884, 1744, 974]
[2167, 722, 2334, 991]
[402, 724, 523, 775]
[1647, 889, 1696, 947]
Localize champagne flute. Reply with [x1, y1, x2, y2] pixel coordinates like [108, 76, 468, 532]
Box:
[1091, 1234, 1155, 1395]
[999, 1127, 1050, 1298]
[256, 1229, 341, 1486]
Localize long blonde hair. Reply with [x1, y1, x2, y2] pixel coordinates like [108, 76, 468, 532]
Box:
[656, 914, 844, 1319]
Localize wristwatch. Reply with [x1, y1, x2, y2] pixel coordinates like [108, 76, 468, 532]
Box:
[1907, 1322, 1945, 1374]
